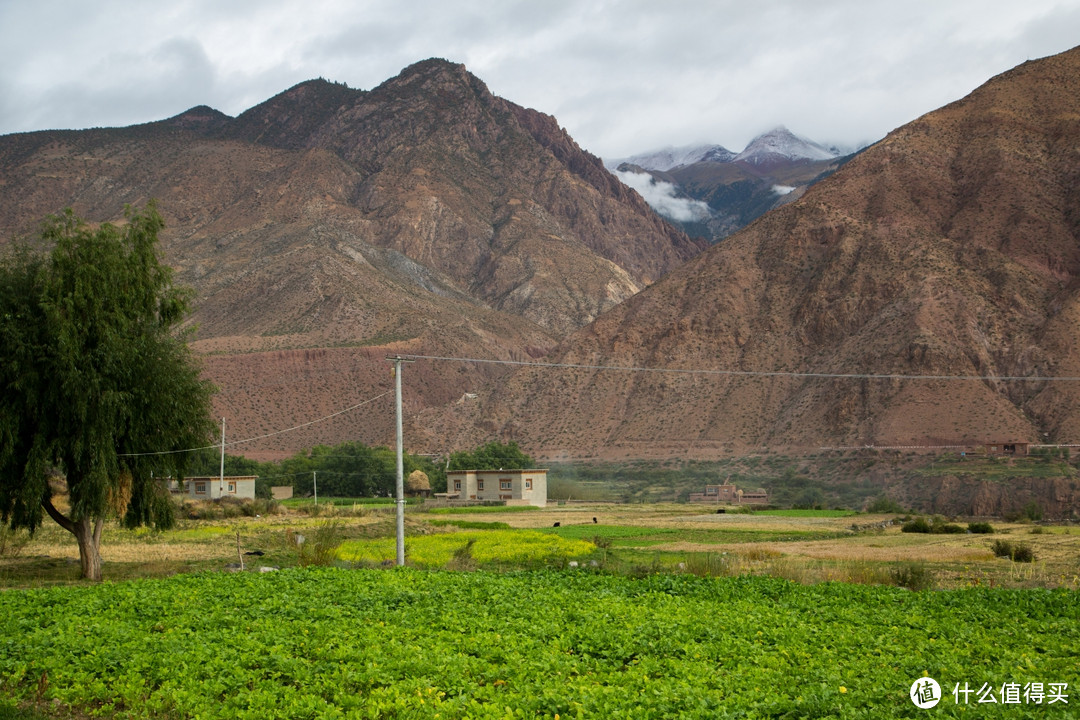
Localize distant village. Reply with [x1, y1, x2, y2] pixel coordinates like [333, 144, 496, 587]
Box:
[171, 471, 775, 509]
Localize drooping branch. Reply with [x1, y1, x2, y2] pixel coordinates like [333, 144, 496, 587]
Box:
[41, 496, 75, 534]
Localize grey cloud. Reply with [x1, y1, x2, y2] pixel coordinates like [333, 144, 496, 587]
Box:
[1, 0, 1078, 159]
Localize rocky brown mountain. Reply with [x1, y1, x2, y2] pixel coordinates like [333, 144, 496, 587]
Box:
[0, 59, 701, 457]
[436, 45, 1080, 459]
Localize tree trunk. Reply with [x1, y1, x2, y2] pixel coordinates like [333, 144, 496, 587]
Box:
[73, 517, 103, 582]
[42, 497, 103, 581]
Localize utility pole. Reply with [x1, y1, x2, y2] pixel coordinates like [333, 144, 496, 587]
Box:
[386, 355, 414, 566]
[219, 417, 225, 497]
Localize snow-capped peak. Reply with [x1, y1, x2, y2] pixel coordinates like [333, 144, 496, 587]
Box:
[733, 126, 838, 166]
[604, 143, 735, 172]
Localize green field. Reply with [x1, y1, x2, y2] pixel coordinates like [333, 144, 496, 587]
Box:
[0, 568, 1076, 719]
[2, 501, 1080, 717]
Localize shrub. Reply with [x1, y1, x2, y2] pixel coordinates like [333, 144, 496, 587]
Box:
[990, 540, 1035, 562]
[991, 539, 1014, 558]
[932, 522, 965, 534]
[867, 496, 903, 514]
[446, 539, 478, 571]
[1028, 526, 1045, 535]
[591, 535, 613, 550]
[1023, 501, 1043, 522]
[967, 522, 995, 534]
[889, 563, 934, 591]
[298, 521, 344, 567]
[902, 518, 931, 533]
[241, 498, 282, 517]
[1011, 543, 1035, 563]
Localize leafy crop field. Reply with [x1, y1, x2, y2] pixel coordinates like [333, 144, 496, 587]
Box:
[0, 568, 1076, 719]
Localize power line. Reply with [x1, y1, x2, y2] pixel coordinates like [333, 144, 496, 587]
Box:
[225, 391, 392, 447]
[119, 390, 392, 457]
[398, 354, 1080, 382]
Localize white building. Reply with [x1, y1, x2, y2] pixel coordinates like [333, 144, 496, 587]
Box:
[171, 476, 257, 500]
[442, 469, 547, 507]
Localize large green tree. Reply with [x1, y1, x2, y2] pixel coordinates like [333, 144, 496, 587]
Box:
[0, 204, 215, 580]
[447, 441, 534, 472]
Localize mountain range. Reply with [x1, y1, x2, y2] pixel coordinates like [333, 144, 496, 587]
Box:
[433, 45, 1080, 459]
[609, 127, 855, 242]
[0, 59, 699, 457]
[2, 47, 1080, 467]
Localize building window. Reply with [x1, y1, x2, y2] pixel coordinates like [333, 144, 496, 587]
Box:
[227, 482, 236, 493]
[454, 480, 461, 491]
[477, 480, 485, 490]
[194, 481, 207, 495]
[500, 479, 512, 490]
[525, 478, 532, 490]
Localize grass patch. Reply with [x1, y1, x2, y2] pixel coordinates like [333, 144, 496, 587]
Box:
[543, 523, 849, 546]
[279, 497, 415, 507]
[750, 509, 858, 517]
[426, 505, 540, 515]
[161, 525, 233, 542]
[427, 520, 511, 530]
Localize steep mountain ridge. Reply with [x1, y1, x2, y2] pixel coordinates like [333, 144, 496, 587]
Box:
[429, 45, 1080, 458]
[0, 59, 700, 457]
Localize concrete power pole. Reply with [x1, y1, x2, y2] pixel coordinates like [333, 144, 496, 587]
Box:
[219, 417, 225, 497]
[387, 356, 414, 566]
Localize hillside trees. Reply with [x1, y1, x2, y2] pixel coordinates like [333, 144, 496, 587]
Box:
[279, 443, 439, 497]
[0, 204, 215, 581]
[447, 440, 535, 471]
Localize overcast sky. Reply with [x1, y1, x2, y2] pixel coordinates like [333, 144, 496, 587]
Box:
[1, 0, 1078, 159]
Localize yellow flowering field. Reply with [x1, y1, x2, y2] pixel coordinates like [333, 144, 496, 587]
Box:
[336, 529, 594, 567]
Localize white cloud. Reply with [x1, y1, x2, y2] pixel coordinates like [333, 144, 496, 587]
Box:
[0, 1, 1079, 157]
[613, 170, 712, 223]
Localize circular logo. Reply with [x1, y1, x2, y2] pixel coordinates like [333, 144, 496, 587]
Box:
[910, 678, 942, 709]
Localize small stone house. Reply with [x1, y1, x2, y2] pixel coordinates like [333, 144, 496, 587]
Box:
[442, 469, 547, 507]
[172, 476, 257, 500]
[688, 482, 768, 505]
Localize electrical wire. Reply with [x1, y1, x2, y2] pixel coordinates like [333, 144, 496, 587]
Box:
[398, 354, 1080, 382]
[119, 351, 1080, 460]
[118, 390, 392, 457]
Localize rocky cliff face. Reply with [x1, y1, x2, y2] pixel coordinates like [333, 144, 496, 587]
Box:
[892, 475, 1080, 519]
[441, 46, 1080, 458]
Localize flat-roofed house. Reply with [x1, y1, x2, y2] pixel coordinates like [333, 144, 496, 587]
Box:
[443, 469, 547, 507]
[688, 482, 769, 505]
[171, 476, 257, 500]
